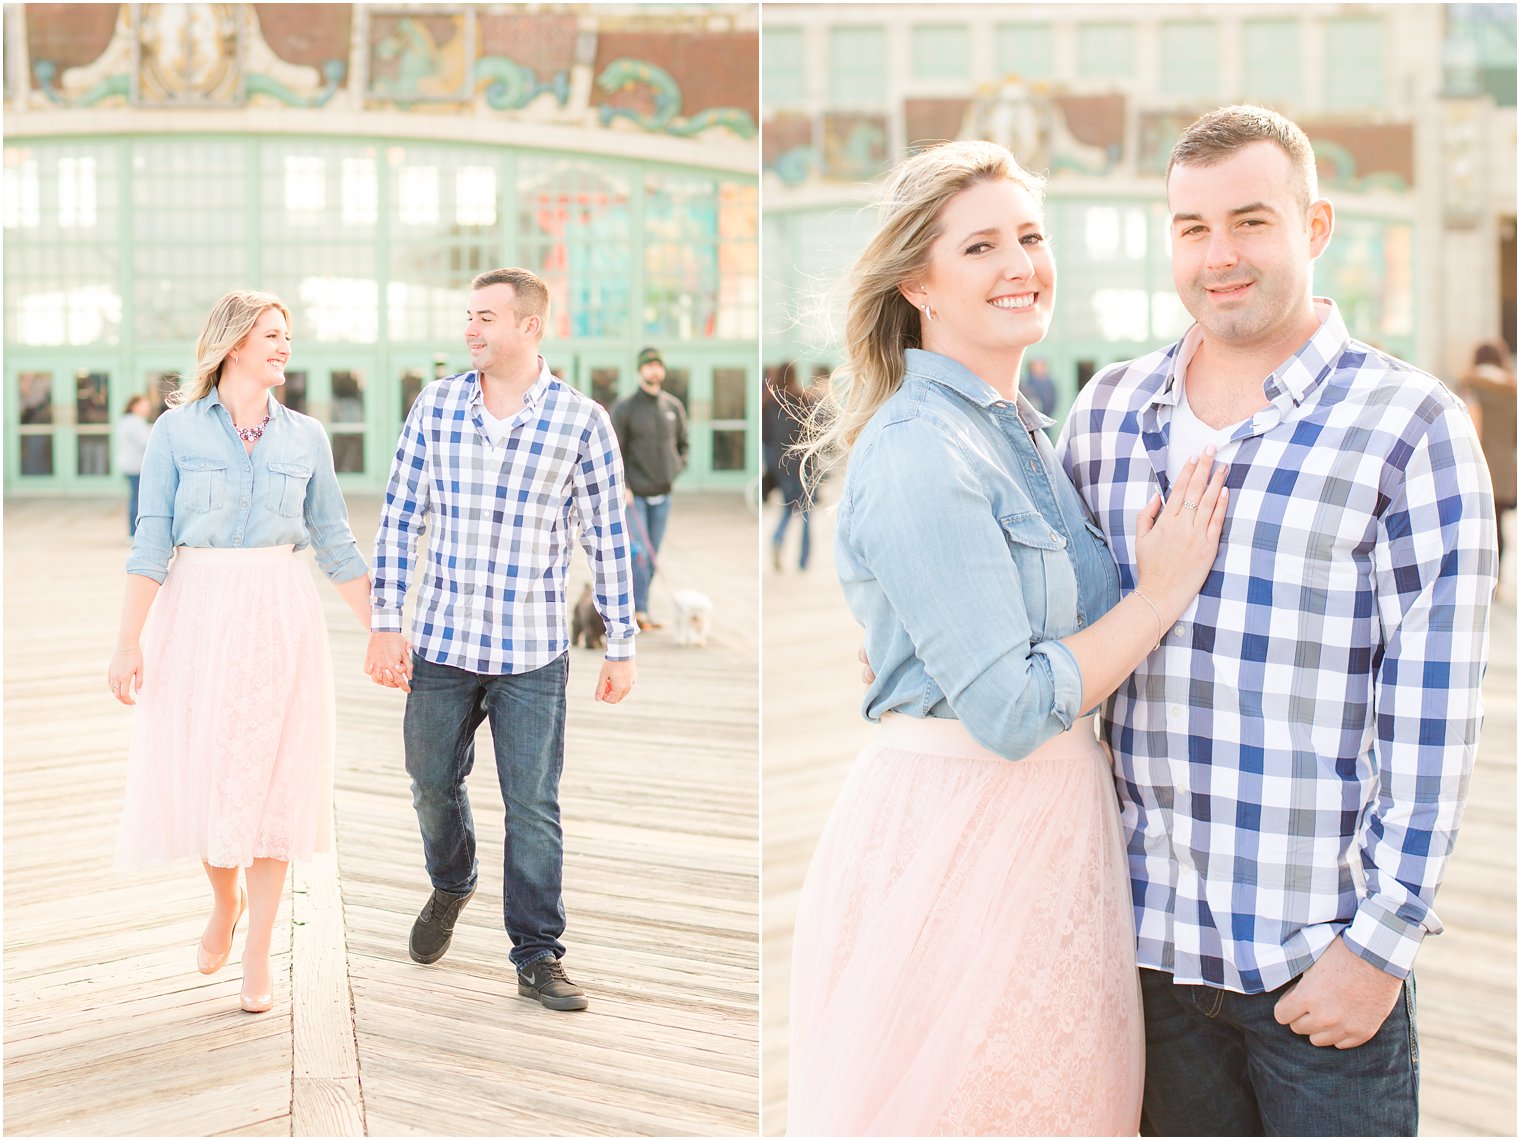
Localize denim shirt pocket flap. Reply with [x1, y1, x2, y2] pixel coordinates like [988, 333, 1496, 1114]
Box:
[999, 512, 1066, 551]
[1082, 519, 1110, 547]
[179, 455, 228, 512]
[267, 460, 313, 517]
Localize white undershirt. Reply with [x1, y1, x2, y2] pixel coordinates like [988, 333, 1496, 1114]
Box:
[478, 402, 514, 447]
[1166, 327, 1244, 486]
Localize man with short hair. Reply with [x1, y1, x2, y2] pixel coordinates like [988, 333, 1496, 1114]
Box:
[611, 346, 689, 630]
[366, 266, 638, 1012]
[1060, 106, 1496, 1135]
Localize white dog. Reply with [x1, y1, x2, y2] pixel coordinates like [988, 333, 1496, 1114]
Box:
[669, 587, 713, 648]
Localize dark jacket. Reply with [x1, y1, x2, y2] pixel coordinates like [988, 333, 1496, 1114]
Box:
[611, 386, 689, 496]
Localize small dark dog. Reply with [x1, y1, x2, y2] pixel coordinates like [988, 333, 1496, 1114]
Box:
[570, 584, 605, 650]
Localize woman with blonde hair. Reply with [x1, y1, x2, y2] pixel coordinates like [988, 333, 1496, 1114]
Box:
[786, 141, 1228, 1134]
[107, 290, 373, 1014]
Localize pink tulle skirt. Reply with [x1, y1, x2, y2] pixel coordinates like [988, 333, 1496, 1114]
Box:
[787, 714, 1143, 1136]
[116, 545, 335, 869]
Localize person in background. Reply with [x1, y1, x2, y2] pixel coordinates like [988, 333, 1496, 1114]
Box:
[1457, 340, 1516, 573]
[767, 362, 813, 572]
[611, 346, 689, 630]
[115, 393, 153, 537]
[1021, 356, 1058, 419]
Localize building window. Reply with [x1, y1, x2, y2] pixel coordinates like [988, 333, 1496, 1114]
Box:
[764, 27, 806, 106]
[57, 157, 98, 229]
[518, 158, 633, 340]
[1159, 22, 1218, 100]
[829, 27, 888, 105]
[912, 25, 970, 81]
[995, 23, 1054, 81]
[283, 155, 326, 217]
[455, 166, 497, 227]
[398, 165, 440, 226]
[341, 157, 378, 226]
[1243, 20, 1301, 106]
[3, 154, 40, 229]
[1077, 23, 1135, 81]
[1324, 16, 1384, 110]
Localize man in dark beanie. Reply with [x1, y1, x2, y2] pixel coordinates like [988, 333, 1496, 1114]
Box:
[611, 346, 689, 630]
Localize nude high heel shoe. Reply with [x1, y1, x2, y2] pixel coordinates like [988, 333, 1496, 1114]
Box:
[240, 953, 273, 1013]
[197, 888, 246, 975]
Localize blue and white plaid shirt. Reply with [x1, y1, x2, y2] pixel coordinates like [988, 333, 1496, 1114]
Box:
[372, 359, 636, 674]
[1059, 300, 1496, 993]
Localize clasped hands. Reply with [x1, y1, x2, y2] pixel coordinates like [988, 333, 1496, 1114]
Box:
[363, 631, 636, 704]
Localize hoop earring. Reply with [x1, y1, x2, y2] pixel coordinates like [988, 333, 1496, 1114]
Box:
[921, 303, 935, 322]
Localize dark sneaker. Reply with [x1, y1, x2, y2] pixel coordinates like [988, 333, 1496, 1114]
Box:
[517, 956, 589, 1011]
[408, 888, 473, 964]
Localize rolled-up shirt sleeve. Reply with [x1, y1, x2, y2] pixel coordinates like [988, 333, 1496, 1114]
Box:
[124, 416, 178, 583]
[572, 407, 637, 659]
[1343, 403, 1496, 977]
[301, 422, 368, 584]
[847, 419, 1084, 759]
[371, 395, 430, 632]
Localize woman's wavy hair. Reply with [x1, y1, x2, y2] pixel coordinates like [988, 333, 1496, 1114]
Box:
[172, 290, 291, 407]
[800, 140, 1045, 477]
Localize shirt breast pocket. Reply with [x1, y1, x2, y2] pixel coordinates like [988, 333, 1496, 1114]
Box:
[178, 456, 228, 513]
[266, 461, 312, 518]
[998, 511, 1076, 639]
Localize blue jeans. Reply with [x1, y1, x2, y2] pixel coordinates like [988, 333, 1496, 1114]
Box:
[630, 495, 672, 614]
[126, 474, 141, 536]
[1139, 967, 1419, 1136]
[403, 652, 569, 968]
[771, 500, 811, 569]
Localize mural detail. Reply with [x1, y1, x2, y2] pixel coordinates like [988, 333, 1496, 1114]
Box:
[15, 5, 758, 145]
[137, 3, 240, 104]
[596, 59, 755, 138]
[368, 13, 471, 103]
[32, 5, 133, 107]
[964, 83, 1120, 175]
[761, 113, 813, 185]
[821, 113, 888, 182]
[474, 57, 569, 111]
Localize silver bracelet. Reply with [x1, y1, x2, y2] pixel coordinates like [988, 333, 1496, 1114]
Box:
[1130, 589, 1166, 652]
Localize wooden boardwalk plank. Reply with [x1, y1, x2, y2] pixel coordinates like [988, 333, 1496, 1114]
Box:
[4, 491, 758, 1137]
[759, 495, 1517, 1136]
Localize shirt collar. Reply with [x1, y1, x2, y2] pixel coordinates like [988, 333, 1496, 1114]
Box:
[1152, 298, 1346, 410]
[902, 348, 1056, 431]
[203, 385, 285, 420]
[467, 356, 554, 411]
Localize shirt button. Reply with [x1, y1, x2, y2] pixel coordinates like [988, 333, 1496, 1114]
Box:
[1174, 623, 1186, 637]
[1168, 704, 1183, 719]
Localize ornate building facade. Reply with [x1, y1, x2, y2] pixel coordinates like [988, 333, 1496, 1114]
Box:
[762, 3, 1517, 412]
[5, 3, 759, 492]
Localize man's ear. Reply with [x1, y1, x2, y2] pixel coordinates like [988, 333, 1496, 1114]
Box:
[1307, 198, 1334, 259]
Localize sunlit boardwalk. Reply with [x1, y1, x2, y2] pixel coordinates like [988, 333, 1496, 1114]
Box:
[4, 492, 758, 1137]
[761, 496, 1516, 1136]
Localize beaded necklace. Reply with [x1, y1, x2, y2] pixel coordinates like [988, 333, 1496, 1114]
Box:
[234, 413, 271, 444]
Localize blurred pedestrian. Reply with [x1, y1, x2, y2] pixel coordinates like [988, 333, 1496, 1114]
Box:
[768, 364, 813, 571]
[115, 393, 152, 537]
[1458, 340, 1516, 568]
[761, 365, 786, 504]
[612, 346, 689, 630]
[1022, 356, 1058, 419]
[108, 290, 373, 1016]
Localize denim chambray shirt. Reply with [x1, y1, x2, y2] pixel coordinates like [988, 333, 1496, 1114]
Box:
[837, 348, 1121, 760]
[126, 388, 367, 584]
